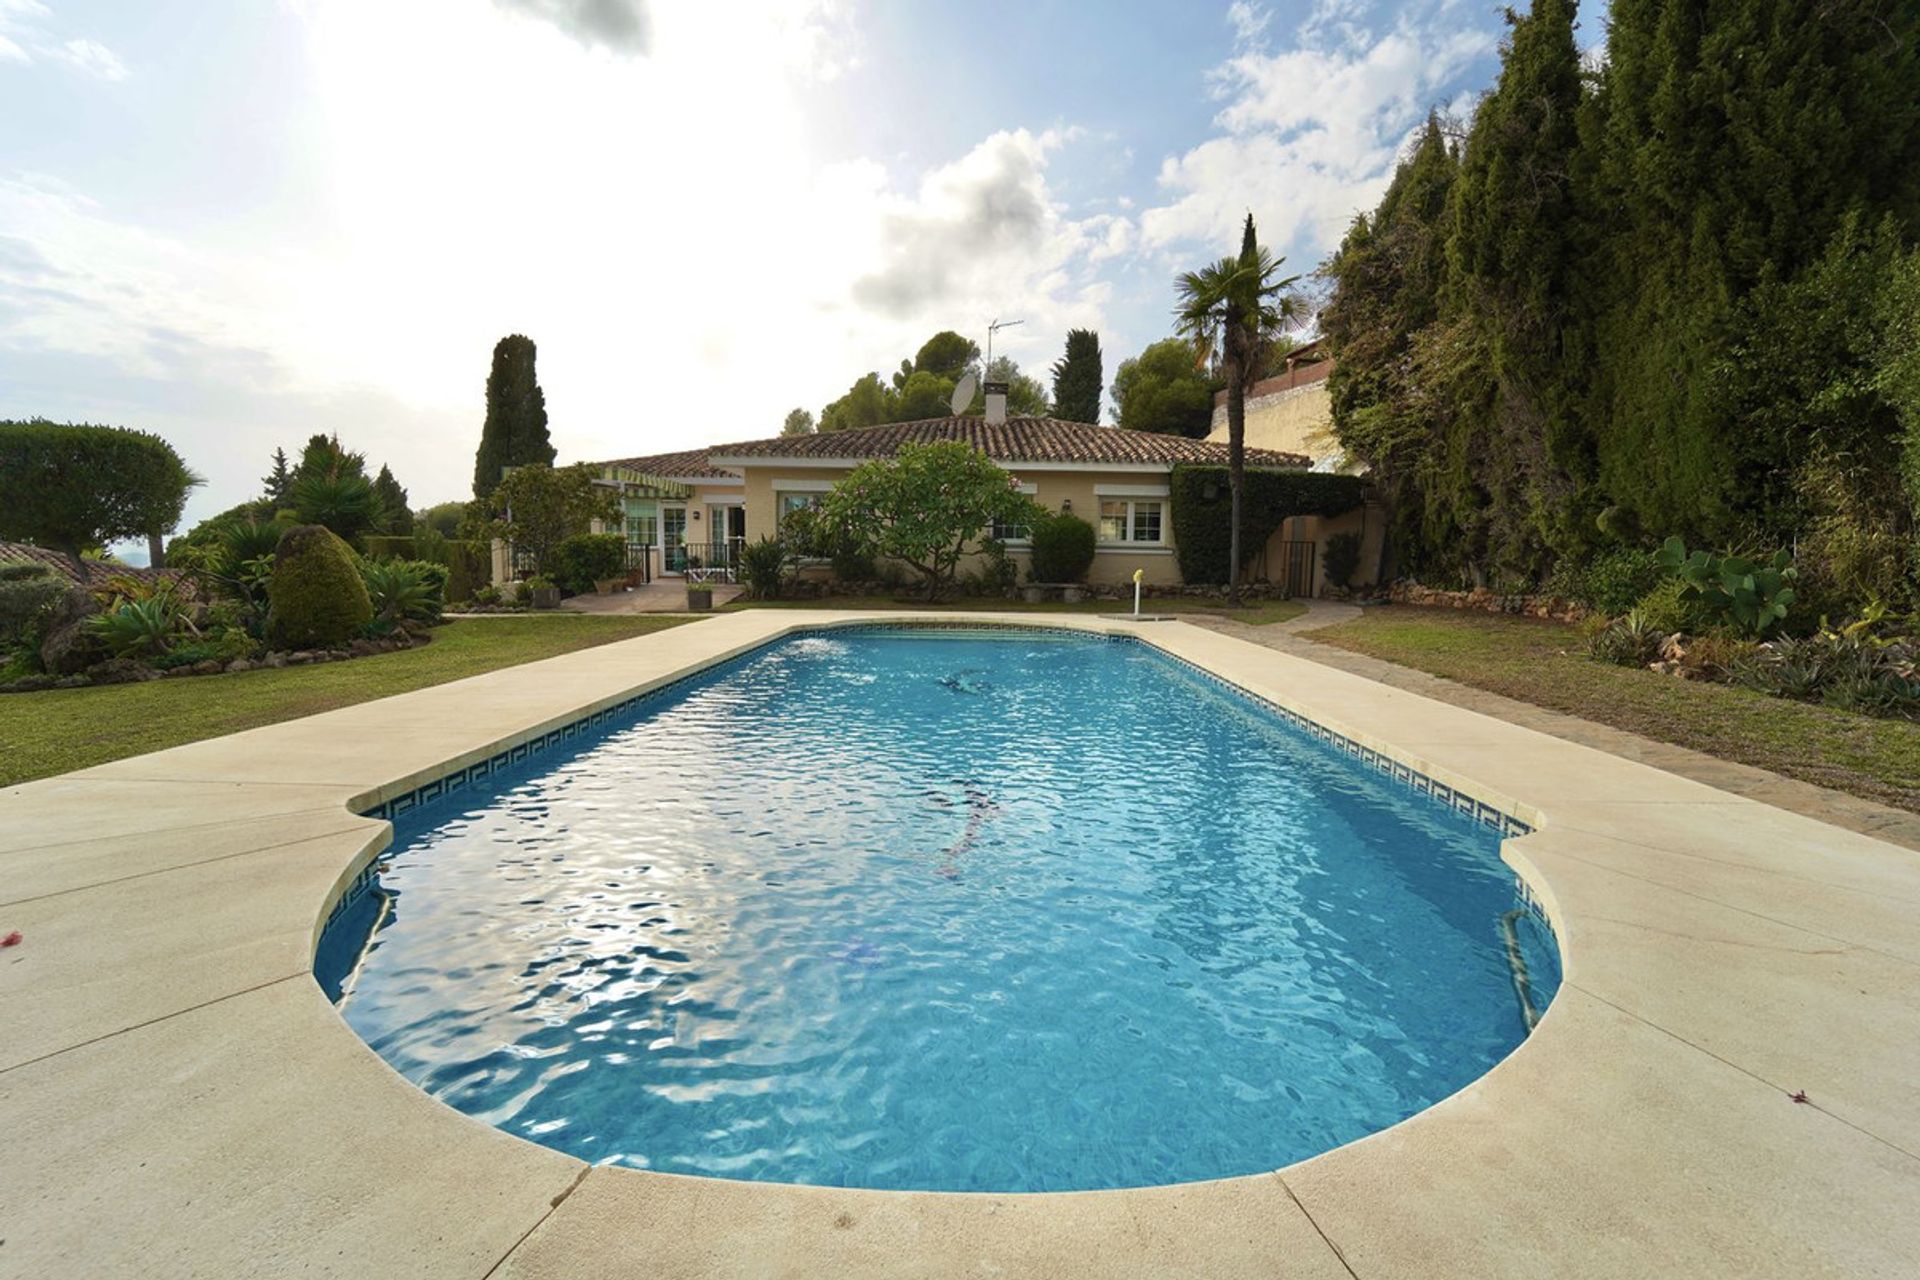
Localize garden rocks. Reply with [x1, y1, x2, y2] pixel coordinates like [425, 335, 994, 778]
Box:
[38, 586, 106, 675]
[90, 657, 159, 685]
[1389, 580, 1588, 623]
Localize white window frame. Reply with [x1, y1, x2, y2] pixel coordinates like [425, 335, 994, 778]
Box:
[990, 481, 1039, 545]
[1096, 497, 1166, 546]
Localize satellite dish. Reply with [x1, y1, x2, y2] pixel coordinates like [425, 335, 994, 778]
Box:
[950, 372, 978, 417]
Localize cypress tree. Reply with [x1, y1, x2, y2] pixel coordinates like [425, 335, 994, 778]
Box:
[1583, 0, 1920, 546]
[1322, 115, 1460, 577]
[1437, 0, 1586, 577]
[1050, 329, 1105, 424]
[473, 334, 555, 501]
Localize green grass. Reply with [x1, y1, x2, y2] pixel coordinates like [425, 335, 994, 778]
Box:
[1310, 610, 1920, 812]
[0, 615, 695, 788]
[723, 595, 1309, 626]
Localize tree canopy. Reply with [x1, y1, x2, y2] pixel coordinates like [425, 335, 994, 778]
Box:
[818, 331, 1054, 429]
[485, 462, 619, 576]
[818, 441, 1039, 600]
[781, 407, 815, 437]
[0, 420, 200, 568]
[1320, 0, 1920, 608]
[1111, 339, 1217, 438]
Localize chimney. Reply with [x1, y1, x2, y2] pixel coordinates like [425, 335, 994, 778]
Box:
[984, 380, 1009, 425]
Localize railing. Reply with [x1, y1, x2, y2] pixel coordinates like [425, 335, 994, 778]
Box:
[664, 538, 745, 582]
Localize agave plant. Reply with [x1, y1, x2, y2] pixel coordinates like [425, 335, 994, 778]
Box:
[361, 559, 444, 624]
[90, 596, 186, 658]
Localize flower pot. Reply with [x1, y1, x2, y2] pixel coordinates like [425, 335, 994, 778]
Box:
[530, 586, 561, 610]
[686, 585, 713, 611]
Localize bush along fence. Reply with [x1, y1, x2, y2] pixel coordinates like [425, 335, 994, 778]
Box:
[1167, 466, 1365, 586]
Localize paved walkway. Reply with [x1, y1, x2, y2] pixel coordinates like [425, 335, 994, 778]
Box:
[6, 609, 1920, 1277]
[562, 581, 744, 614]
[1195, 601, 1920, 852]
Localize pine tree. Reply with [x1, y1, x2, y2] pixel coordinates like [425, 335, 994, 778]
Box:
[473, 334, 555, 501]
[1050, 330, 1104, 424]
[371, 464, 410, 535]
[261, 447, 293, 507]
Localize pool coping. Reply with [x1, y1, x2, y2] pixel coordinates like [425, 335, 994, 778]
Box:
[4, 610, 1919, 1278]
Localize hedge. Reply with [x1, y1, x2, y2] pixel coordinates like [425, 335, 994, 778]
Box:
[1168, 466, 1365, 585]
[362, 535, 417, 561]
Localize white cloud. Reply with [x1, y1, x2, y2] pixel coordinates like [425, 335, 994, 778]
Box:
[1138, 2, 1494, 268]
[0, 0, 1106, 524]
[0, 3, 129, 79]
[52, 36, 127, 80]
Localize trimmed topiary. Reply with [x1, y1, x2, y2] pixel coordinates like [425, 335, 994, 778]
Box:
[267, 524, 372, 649]
[1026, 511, 1096, 583]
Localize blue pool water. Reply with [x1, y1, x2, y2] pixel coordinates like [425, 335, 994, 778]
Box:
[322, 627, 1559, 1192]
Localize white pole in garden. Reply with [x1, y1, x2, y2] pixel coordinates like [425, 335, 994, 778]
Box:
[1132, 568, 1144, 619]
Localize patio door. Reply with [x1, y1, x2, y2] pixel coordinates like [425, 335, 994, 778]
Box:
[662, 504, 688, 574]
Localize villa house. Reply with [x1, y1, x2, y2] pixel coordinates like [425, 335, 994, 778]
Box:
[584, 387, 1339, 590]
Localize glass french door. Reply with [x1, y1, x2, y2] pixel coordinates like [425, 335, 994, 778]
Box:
[662, 504, 688, 573]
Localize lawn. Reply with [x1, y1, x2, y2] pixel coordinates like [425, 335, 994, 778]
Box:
[723, 595, 1309, 626]
[1309, 609, 1920, 813]
[0, 615, 696, 788]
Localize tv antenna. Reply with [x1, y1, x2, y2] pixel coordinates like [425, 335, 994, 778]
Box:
[949, 370, 978, 417]
[985, 317, 1023, 381]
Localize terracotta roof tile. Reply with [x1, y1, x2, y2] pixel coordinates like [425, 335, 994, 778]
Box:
[594, 447, 732, 479]
[704, 417, 1309, 469]
[0, 541, 173, 587]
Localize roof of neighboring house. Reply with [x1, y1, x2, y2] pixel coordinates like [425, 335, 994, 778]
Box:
[1214, 338, 1334, 405]
[702, 417, 1310, 469]
[594, 447, 734, 480]
[0, 541, 174, 587]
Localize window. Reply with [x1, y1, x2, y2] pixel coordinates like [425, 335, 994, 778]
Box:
[777, 492, 822, 524]
[989, 513, 1029, 543]
[1098, 498, 1164, 544]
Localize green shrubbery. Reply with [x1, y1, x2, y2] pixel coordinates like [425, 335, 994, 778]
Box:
[1322, 531, 1363, 588]
[266, 525, 373, 649]
[1026, 512, 1096, 583]
[362, 559, 446, 624]
[550, 533, 626, 596]
[738, 537, 789, 600]
[1167, 466, 1365, 584]
[0, 564, 66, 646]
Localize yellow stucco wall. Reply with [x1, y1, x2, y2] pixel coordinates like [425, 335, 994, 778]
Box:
[1206, 380, 1339, 463]
[739, 464, 1185, 586]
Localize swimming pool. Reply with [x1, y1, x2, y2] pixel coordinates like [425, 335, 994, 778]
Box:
[318, 626, 1559, 1192]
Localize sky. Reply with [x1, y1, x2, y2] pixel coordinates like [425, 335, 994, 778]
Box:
[0, 0, 1554, 535]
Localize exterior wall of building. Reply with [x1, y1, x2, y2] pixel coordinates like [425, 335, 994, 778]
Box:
[1257, 501, 1389, 595]
[738, 463, 1186, 586]
[1206, 379, 1339, 464]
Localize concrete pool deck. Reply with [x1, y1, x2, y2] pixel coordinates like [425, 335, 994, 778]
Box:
[3, 610, 1918, 1278]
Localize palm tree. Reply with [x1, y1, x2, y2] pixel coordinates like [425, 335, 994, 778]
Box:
[1174, 213, 1306, 604]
